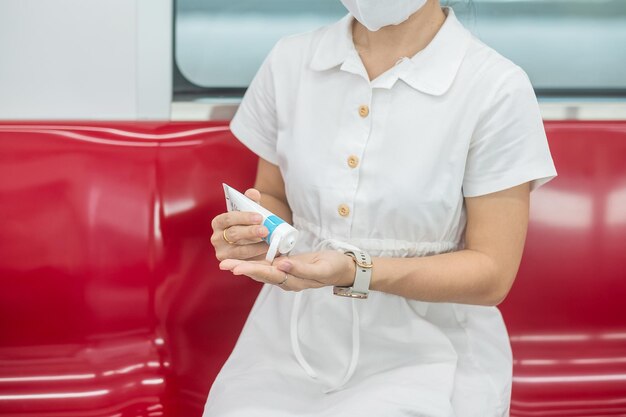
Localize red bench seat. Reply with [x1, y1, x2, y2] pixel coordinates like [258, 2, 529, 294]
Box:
[0, 121, 625, 416]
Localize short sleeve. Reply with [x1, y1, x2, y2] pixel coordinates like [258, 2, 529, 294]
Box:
[462, 66, 557, 197]
[230, 44, 280, 165]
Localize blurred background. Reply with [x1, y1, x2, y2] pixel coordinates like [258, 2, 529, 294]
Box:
[1, 1, 625, 417]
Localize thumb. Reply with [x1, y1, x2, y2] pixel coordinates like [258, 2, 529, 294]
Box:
[244, 188, 262, 204]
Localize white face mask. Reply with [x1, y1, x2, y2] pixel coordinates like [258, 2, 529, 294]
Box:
[340, 0, 428, 32]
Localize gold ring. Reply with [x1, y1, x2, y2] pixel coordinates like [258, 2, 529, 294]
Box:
[277, 274, 289, 286]
[222, 228, 236, 245]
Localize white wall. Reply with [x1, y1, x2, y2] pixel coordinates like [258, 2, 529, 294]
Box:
[0, 0, 172, 120]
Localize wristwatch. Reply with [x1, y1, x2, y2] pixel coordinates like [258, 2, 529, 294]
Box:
[333, 249, 373, 299]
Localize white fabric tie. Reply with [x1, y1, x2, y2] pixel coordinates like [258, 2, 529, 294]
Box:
[289, 238, 363, 392]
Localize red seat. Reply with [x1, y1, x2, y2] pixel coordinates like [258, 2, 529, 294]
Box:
[0, 121, 625, 416]
[0, 122, 260, 416]
[499, 121, 626, 416]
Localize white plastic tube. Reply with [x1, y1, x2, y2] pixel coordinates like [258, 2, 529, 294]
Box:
[223, 183, 299, 262]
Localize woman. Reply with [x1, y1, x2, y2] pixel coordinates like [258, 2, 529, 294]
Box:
[204, 0, 556, 415]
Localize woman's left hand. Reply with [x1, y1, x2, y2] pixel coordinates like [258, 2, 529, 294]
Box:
[219, 251, 356, 292]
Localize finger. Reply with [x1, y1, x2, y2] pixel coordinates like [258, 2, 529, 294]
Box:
[220, 258, 271, 270]
[220, 259, 245, 271]
[227, 262, 285, 286]
[275, 258, 332, 283]
[272, 254, 289, 262]
[231, 262, 278, 282]
[249, 253, 270, 262]
[215, 242, 268, 261]
[228, 261, 311, 288]
[222, 224, 268, 245]
[280, 274, 325, 292]
[244, 188, 262, 204]
[221, 259, 324, 291]
[212, 211, 263, 230]
[210, 228, 262, 248]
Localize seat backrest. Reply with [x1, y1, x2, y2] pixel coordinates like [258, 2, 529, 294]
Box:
[0, 122, 261, 416]
[500, 121, 626, 335]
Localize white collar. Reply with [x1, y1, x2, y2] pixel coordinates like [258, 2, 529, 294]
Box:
[310, 7, 472, 96]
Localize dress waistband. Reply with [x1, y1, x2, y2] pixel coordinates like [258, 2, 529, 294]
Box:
[292, 214, 461, 258]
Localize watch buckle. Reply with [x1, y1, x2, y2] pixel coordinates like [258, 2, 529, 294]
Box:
[333, 286, 369, 299]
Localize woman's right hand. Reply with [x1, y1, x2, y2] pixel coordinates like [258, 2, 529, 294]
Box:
[211, 188, 270, 261]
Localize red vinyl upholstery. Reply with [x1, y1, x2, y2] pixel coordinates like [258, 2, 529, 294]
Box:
[0, 121, 625, 416]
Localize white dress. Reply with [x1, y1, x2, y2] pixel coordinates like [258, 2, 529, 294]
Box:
[203, 7, 557, 417]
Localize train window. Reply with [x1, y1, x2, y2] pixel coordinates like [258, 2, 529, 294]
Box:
[174, 0, 626, 97]
[175, 0, 345, 96]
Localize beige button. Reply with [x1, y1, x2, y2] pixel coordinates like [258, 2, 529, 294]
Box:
[338, 204, 350, 217]
[347, 155, 359, 169]
[358, 105, 369, 118]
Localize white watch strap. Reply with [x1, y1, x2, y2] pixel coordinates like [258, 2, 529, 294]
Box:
[350, 250, 372, 294]
[333, 250, 372, 299]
